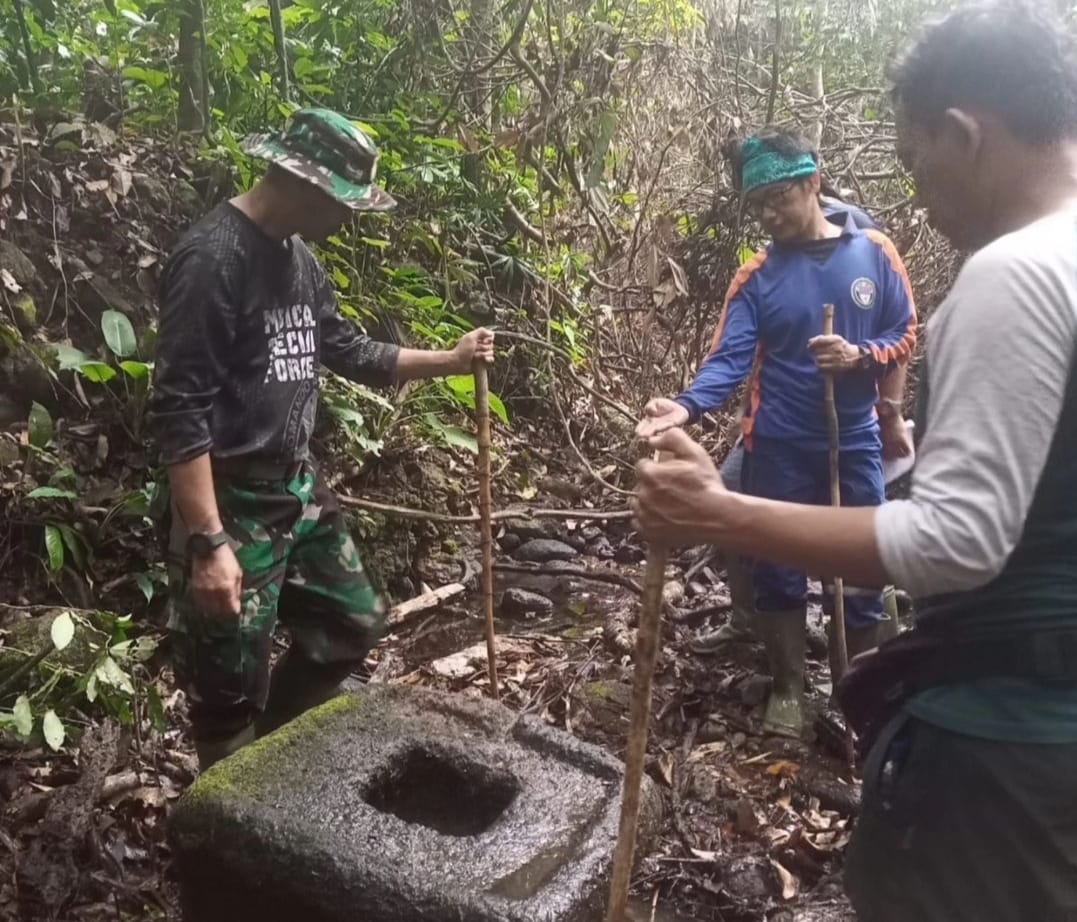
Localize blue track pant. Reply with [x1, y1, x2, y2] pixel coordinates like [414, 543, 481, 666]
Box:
[743, 436, 884, 628]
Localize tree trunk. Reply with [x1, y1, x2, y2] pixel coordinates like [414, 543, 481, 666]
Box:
[177, 0, 209, 134]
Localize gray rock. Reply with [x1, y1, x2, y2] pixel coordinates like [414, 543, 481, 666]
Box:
[501, 517, 560, 542]
[563, 533, 587, 552]
[0, 613, 109, 694]
[0, 240, 36, 287]
[723, 856, 773, 903]
[500, 587, 555, 617]
[513, 539, 579, 564]
[172, 179, 203, 217]
[132, 172, 170, 212]
[614, 545, 644, 564]
[697, 717, 726, 744]
[580, 526, 602, 543]
[497, 532, 522, 553]
[0, 394, 23, 428]
[170, 685, 662, 922]
[585, 536, 615, 560]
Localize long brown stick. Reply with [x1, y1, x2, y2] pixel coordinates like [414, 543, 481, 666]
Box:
[822, 305, 849, 680]
[337, 495, 632, 524]
[822, 304, 853, 765]
[605, 452, 668, 922]
[474, 361, 499, 701]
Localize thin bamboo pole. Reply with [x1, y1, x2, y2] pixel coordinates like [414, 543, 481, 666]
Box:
[474, 361, 499, 701]
[605, 451, 667, 922]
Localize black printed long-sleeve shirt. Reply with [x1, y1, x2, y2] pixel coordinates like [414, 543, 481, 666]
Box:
[148, 203, 399, 466]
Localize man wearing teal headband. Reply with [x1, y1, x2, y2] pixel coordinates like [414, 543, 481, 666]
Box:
[688, 136, 912, 657]
[148, 108, 495, 769]
[637, 3, 1077, 918]
[638, 128, 917, 738]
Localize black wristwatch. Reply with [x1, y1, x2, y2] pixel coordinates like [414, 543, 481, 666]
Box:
[856, 345, 874, 370]
[186, 530, 229, 560]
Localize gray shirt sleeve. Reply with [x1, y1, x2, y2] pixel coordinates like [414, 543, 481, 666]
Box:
[875, 209, 1077, 598]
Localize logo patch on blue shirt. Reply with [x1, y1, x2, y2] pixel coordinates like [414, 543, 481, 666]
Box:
[851, 277, 876, 309]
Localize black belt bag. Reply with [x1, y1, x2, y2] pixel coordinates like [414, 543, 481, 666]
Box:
[837, 627, 1077, 760]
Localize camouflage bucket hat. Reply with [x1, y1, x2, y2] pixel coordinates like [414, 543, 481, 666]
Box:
[242, 108, 396, 212]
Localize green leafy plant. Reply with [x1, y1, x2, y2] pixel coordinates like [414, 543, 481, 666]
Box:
[0, 609, 160, 749]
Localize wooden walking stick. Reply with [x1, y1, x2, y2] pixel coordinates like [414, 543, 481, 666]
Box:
[821, 305, 849, 681]
[605, 451, 668, 922]
[822, 304, 853, 764]
[474, 360, 499, 701]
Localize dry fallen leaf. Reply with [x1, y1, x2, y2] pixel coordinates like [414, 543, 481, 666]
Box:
[85, 179, 110, 192]
[766, 759, 800, 779]
[1, 268, 21, 293]
[689, 848, 719, 862]
[769, 858, 799, 900]
[688, 740, 727, 762]
[111, 169, 132, 197]
[657, 751, 675, 788]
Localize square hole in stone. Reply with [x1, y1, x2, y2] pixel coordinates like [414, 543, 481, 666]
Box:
[364, 746, 519, 837]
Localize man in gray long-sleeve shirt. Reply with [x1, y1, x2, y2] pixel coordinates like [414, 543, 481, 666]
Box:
[149, 108, 494, 770]
[634, 3, 1077, 918]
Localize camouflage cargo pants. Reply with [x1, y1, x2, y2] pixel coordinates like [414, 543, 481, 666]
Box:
[164, 461, 385, 737]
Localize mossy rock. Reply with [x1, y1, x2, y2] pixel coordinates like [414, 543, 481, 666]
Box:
[0, 611, 109, 698]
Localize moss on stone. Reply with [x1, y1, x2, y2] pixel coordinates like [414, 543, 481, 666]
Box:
[185, 693, 368, 804]
[582, 681, 612, 701]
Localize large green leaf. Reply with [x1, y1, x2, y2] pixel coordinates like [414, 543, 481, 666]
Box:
[42, 710, 65, 751]
[425, 413, 477, 453]
[96, 655, 135, 694]
[12, 695, 32, 736]
[50, 611, 75, 651]
[57, 525, 87, 571]
[54, 344, 92, 371]
[28, 402, 53, 448]
[121, 65, 168, 89]
[79, 362, 117, 383]
[487, 392, 509, 425]
[119, 360, 150, 380]
[101, 310, 137, 358]
[44, 525, 64, 572]
[26, 486, 78, 500]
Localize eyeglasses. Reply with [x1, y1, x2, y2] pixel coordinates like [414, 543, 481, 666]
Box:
[744, 181, 798, 218]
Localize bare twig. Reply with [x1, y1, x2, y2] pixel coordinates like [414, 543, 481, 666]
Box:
[494, 561, 644, 595]
[337, 495, 631, 523]
[766, 0, 782, 124]
[386, 582, 467, 628]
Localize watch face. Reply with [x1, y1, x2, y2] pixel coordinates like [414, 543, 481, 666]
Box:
[188, 532, 225, 557]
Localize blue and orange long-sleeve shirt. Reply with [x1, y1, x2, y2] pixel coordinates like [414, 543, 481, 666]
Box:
[675, 212, 916, 451]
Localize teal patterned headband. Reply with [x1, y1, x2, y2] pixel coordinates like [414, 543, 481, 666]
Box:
[740, 137, 817, 194]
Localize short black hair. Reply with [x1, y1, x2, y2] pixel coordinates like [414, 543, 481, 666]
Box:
[889, 1, 1077, 144]
[722, 128, 818, 192]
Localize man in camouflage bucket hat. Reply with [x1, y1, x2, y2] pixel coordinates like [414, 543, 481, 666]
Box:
[148, 107, 494, 770]
[241, 107, 397, 213]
